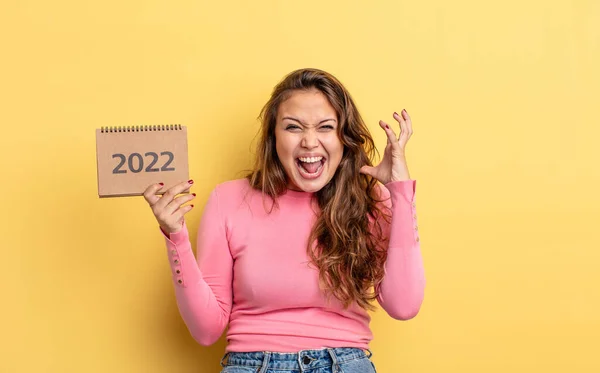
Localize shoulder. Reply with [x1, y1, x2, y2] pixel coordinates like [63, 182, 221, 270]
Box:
[213, 178, 252, 195]
[211, 178, 260, 207]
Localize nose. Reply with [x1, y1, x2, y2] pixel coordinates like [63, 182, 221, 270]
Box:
[301, 129, 319, 149]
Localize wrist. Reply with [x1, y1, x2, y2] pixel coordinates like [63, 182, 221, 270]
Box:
[390, 169, 411, 183]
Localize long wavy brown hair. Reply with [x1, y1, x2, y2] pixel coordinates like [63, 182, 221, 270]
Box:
[247, 68, 391, 311]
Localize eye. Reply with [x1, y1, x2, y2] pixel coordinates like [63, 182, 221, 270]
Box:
[319, 125, 335, 131]
[285, 124, 302, 131]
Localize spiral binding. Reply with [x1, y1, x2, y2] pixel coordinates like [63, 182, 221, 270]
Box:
[100, 124, 183, 133]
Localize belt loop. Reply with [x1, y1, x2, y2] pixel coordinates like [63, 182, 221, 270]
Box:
[219, 352, 230, 367]
[258, 351, 271, 373]
[366, 348, 373, 358]
[326, 348, 341, 373]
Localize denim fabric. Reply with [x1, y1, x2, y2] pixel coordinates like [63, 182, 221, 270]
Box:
[219, 347, 377, 373]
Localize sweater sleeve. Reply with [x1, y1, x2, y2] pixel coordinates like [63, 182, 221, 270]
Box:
[159, 186, 233, 345]
[375, 179, 426, 320]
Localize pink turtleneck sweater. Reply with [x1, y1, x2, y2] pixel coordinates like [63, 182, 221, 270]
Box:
[160, 178, 424, 353]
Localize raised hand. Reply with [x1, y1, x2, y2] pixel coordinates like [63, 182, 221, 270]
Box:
[360, 109, 413, 183]
[143, 180, 196, 235]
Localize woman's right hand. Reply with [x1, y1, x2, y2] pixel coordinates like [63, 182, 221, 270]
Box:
[143, 180, 196, 235]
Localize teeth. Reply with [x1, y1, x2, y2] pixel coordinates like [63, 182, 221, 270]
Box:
[298, 156, 323, 163]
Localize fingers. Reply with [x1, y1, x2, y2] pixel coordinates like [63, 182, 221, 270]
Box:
[165, 192, 196, 215]
[379, 120, 397, 144]
[170, 204, 195, 226]
[401, 109, 413, 133]
[154, 181, 196, 232]
[359, 165, 375, 177]
[143, 182, 164, 206]
[393, 111, 406, 138]
[143, 180, 195, 234]
[377, 110, 413, 147]
[393, 109, 413, 146]
[153, 180, 194, 211]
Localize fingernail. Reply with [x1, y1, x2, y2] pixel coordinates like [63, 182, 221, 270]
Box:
[188, 179, 194, 184]
[192, 193, 196, 197]
[159, 182, 164, 186]
[402, 109, 407, 114]
[394, 112, 398, 116]
[191, 204, 194, 208]
[385, 124, 389, 129]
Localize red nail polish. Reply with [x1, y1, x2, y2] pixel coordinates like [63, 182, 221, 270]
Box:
[191, 204, 194, 208]
[159, 182, 164, 186]
[385, 125, 389, 129]
[188, 179, 194, 184]
[192, 193, 196, 197]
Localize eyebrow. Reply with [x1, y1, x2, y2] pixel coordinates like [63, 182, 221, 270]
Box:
[282, 116, 337, 125]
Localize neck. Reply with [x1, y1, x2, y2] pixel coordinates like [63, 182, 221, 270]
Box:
[282, 187, 314, 199]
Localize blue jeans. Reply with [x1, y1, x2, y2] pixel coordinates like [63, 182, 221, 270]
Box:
[219, 347, 377, 373]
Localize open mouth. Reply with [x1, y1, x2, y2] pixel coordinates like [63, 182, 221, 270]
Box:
[296, 156, 326, 179]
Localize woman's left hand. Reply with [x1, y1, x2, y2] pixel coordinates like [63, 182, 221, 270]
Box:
[359, 109, 413, 184]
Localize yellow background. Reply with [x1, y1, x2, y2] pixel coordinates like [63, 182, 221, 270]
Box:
[1, 0, 599, 372]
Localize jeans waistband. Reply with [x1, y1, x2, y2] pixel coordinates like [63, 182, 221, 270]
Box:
[220, 347, 372, 372]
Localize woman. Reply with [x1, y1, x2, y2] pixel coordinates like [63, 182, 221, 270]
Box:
[143, 68, 425, 373]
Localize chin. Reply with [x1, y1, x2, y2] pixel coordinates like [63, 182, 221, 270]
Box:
[294, 180, 326, 193]
[289, 170, 333, 193]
